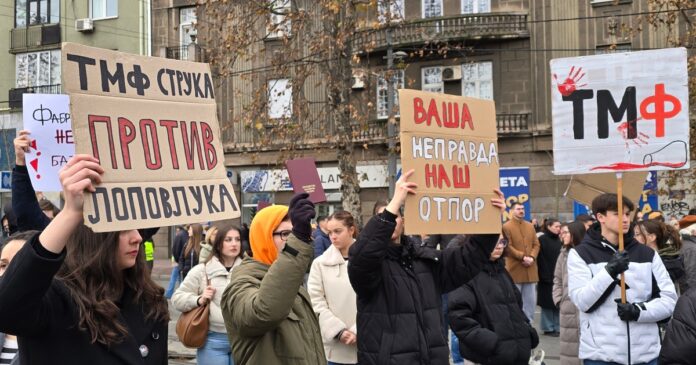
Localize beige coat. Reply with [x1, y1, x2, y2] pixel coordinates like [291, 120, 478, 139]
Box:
[503, 218, 541, 283]
[172, 255, 242, 333]
[552, 247, 581, 365]
[307, 244, 358, 364]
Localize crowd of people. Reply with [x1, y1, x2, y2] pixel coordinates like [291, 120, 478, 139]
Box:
[0, 130, 695, 365]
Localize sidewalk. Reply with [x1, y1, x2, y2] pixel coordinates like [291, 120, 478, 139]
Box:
[152, 260, 196, 364]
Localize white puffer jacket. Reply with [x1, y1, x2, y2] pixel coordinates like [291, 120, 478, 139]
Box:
[172, 255, 242, 333]
[567, 226, 676, 364]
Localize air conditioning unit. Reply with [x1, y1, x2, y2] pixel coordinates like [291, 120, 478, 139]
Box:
[75, 18, 94, 32]
[351, 70, 366, 89]
[442, 66, 462, 81]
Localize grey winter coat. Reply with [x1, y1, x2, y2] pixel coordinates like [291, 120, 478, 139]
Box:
[552, 247, 580, 365]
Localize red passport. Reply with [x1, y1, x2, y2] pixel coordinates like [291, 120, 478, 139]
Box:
[285, 157, 327, 203]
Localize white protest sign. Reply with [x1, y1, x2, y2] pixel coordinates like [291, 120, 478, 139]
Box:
[22, 94, 74, 191]
[550, 48, 690, 175]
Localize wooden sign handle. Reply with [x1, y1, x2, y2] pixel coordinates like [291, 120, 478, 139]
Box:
[617, 172, 627, 304]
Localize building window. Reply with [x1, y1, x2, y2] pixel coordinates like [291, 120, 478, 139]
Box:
[267, 0, 291, 38]
[15, 0, 60, 28]
[595, 43, 631, 54]
[179, 7, 197, 59]
[462, 0, 490, 14]
[15, 49, 61, 88]
[377, 70, 404, 119]
[422, 0, 442, 18]
[422, 66, 443, 93]
[268, 79, 292, 119]
[462, 61, 493, 100]
[378, 0, 404, 23]
[90, 0, 118, 19]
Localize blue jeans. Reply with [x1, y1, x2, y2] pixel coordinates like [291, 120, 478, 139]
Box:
[540, 307, 560, 332]
[516, 283, 536, 322]
[164, 265, 180, 299]
[197, 332, 233, 365]
[584, 359, 657, 365]
[451, 331, 464, 364]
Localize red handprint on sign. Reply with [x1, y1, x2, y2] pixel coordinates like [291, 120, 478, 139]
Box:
[553, 66, 587, 97]
[617, 121, 650, 149]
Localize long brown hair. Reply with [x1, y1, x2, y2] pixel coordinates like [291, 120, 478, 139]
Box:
[56, 224, 169, 346]
[636, 220, 682, 251]
[184, 223, 203, 257]
[212, 224, 242, 261]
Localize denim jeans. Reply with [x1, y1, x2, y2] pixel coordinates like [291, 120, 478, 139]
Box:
[197, 332, 233, 365]
[516, 283, 537, 322]
[540, 307, 560, 332]
[584, 359, 657, 365]
[451, 331, 464, 364]
[164, 265, 180, 299]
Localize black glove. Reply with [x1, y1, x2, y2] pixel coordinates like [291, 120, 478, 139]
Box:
[288, 193, 315, 243]
[615, 299, 641, 322]
[605, 251, 629, 278]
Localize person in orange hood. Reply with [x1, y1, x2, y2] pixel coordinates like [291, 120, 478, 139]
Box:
[221, 193, 326, 365]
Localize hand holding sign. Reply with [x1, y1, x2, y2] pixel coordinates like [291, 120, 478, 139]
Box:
[386, 169, 418, 215]
[59, 155, 104, 213]
[13, 130, 31, 166]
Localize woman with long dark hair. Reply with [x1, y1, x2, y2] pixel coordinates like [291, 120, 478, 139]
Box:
[0, 155, 169, 364]
[173, 224, 243, 365]
[635, 219, 685, 287]
[180, 223, 203, 279]
[552, 221, 586, 365]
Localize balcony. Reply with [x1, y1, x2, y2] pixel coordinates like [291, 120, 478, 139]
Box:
[228, 113, 532, 148]
[165, 44, 205, 62]
[353, 12, 529, 52]
[8, 84, 62, 109]
[10, 24, 61, 54]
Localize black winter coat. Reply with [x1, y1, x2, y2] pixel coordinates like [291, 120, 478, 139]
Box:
[660, 287, 696, 364]
[537, 231, 562, 309]
[0, 234, 168, 365]
[348, 210, 498, 365]
[448, 258, 539, 365]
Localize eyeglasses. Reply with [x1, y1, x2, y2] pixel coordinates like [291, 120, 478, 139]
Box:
[272, 230, 292, 241]
[496, 238, 509, 247]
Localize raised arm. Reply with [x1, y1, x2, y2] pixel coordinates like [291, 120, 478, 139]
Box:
[0, 155, 103, 336]
[348, 169, 417, 298]
[12, 130, 50, 232]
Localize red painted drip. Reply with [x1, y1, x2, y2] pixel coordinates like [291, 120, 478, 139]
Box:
[590, 161, 685, 171]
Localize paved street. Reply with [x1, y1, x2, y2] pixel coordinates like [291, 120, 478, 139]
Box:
[153, 259, 561, 365]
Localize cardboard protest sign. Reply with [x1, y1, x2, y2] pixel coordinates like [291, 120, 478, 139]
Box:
[564, 171, 646, 207]
[22, 94, 75, 192]
[550, 48, 690, 175]
[62, 43, 240, 232]
[399, 89, 501, 235]
[285, 157, 327, 203]
[500, 167, 530, 222]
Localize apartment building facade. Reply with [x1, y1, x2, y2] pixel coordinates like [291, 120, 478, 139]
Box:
[156, 0, 683, 224]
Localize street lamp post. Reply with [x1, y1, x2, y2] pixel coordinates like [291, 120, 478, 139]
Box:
[386, 28, 396, 198]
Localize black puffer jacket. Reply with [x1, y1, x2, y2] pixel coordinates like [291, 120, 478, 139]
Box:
[660, 287, 696, 364]
[348, 210, 497, 365]
[448, 258, 539, 365]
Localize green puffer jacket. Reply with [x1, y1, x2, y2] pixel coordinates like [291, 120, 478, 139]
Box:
[221, 234, 325, 365]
